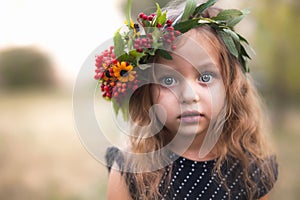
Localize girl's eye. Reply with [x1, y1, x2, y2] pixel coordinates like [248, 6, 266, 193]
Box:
[199, 73, 214, 83]
[161, 77, 176, 86]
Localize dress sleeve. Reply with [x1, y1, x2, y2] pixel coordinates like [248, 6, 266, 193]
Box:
[105, 146, 125, 174]
[252, 155, 279, 199]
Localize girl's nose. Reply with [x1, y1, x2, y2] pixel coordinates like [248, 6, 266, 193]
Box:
[179, 80, 201, 104]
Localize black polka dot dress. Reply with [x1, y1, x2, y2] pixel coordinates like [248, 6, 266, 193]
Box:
[157, 155, 277, 200]
[105, 147, 278, 200]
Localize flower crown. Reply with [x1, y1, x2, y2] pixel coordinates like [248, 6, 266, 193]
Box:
[94, 0, 251, 119]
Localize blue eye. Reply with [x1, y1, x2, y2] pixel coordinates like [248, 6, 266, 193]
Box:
[199, 72, 214, 83]
[161, 77, 176, 86]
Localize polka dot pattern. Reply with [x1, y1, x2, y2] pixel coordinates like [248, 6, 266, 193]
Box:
[157, 155, 273, 200]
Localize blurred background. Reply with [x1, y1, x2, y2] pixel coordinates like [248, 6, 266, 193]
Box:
[0, 0, 299, 199]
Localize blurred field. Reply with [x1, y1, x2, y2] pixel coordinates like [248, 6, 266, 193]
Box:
[0, 90, 299, 199]
[0, 90, 108, 200]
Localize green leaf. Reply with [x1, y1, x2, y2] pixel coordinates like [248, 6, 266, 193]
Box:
[212, 9, 243, 21]
[111, 98, 120, 116]
[219, 31, 239, 58]
[121, 106, 128, 121]
[152, 28, 162, 42]
[138, 64, 152, 70]
[223, 29, 239, 43]
[127, 36, 133, 51]
[193, 0, 217, 16]
[237, 33, 249, 44]
[126, 0, 132, 29]
[157, 11, 167, 25]
[129, 50, 146, 64]
[113, 30, 125, 58]
[174, 18, 201, 33]
[117, 53, 135, 63]
[153, 3, 162, 26]
[155, 3, 162, 17]
[227, 15, 244, 27]
[158, 49, 172, 60]
[215, 9, 250, 27]
[240, 44, 251, 59]
[181, 0, 197, 21]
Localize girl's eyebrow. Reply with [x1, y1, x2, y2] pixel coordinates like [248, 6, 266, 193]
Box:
[196, 63, 219, 72]
[153, 65, 177, 73]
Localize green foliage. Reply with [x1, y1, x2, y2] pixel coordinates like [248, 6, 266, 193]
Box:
[120, 0, 169, 21]
[113, 30, 125, 58]
[0, 47, 56, 90]
[193, 0, 217, 16]
[174, 1, 251, 73]
[181, 0, 197, 21]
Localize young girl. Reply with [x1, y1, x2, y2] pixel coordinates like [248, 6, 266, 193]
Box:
[95, 0, 278, 199]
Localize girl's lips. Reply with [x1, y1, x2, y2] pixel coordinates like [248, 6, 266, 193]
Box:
[178, 111, 204, 123]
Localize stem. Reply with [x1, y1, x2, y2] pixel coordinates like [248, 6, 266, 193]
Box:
[126, 0, 132, 29]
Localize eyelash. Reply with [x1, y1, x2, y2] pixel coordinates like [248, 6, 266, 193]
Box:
[198, 72, 216, 83]
[160, 76, 177, 86]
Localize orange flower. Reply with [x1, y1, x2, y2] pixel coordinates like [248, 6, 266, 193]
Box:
[113, 61, 136, 82]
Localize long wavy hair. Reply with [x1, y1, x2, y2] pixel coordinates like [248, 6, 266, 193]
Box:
[123, 5, 277, 200]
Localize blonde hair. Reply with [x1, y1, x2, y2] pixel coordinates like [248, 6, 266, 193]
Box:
[123, 7, 277, 200]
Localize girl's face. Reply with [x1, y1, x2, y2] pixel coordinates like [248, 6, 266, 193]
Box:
[152, 29, 226, 138]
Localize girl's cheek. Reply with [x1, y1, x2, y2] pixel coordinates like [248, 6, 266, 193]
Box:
[209, 84, 226, 117]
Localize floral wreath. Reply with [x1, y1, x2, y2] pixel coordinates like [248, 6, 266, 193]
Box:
[94, 0, 251, 119]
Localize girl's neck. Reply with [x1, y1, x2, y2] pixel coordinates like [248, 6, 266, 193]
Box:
[168, 131, 219, 162]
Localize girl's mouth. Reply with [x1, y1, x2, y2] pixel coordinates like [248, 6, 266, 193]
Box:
[178, 111, 205, 123]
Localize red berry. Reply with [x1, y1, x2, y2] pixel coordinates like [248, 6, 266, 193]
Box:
[175, 30, 181, 36]
[100, 72, 104, 78]
[95, 62, 101, 68]
[114, 92, 119, 97]
[142, 15, 148, 20]
[157, 23, 163, 28]
[148, 16, 153, 21]
[104, 86, 109, 92]
[167, 26, 174, 31]
[135, 38, 141, 44]
[137, 48, 143, 53]
[94, 74, 100, 80]
[110, 82, 115, 87]
[172, 45, 177, 50]
[163, 35, 169, 40]
[112, 59, 118, 64]
[167, 19, 173, 26]
[139, 13, 144, 18]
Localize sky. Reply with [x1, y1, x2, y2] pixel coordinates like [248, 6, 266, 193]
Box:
[0, 0, 245, 83]
[0, 0, 124, 82]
